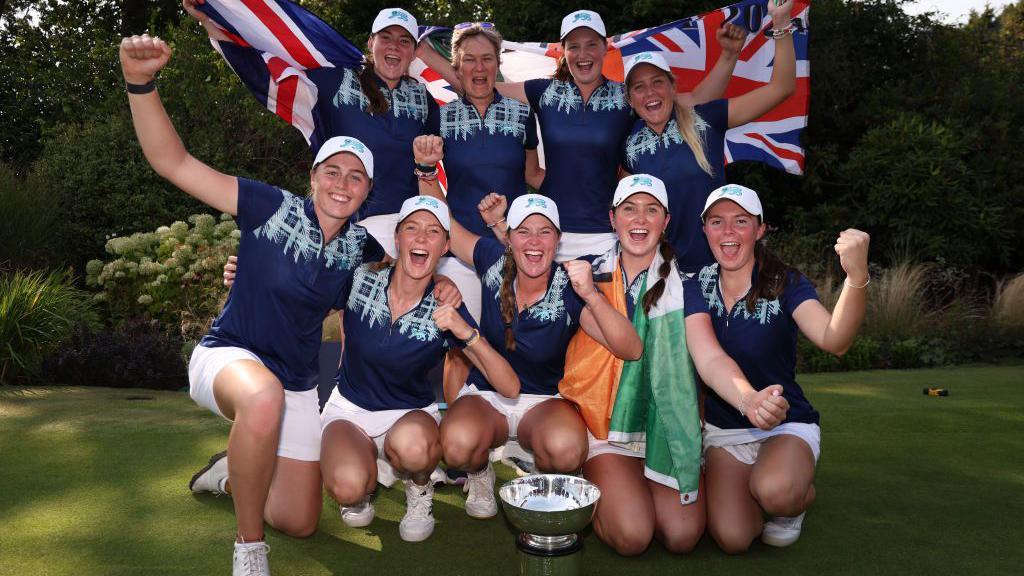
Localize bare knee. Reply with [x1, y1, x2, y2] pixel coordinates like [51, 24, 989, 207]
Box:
[658, 520, 703, 554]
[440, 426, 485, 469]
[534, 435, 586, 473]
[709, 524, 756, 555]
[388, 436, 438, 474]
[751, 476, 808, 517]
[268, 513, 318, 539]
[596, 517, 653, 557]
[323, 466, 373, 506]
[235, 386, 284, 439]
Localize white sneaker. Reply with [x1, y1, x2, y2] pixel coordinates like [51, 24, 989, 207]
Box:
[399, 480, 435, 542]
[761, 512, 806, 547]
[232, 541, 270, 576]
[464, 463, 498, 519]
[189, 451, 228, 495]
[340, 497, 375, 528]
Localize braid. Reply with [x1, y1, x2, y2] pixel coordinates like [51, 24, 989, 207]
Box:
[358, 58, 390, 115]
[499, 247, 518, 352]
[641, 237, 677, 315]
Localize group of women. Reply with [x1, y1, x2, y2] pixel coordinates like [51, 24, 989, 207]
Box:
[120, 1, 870, 574]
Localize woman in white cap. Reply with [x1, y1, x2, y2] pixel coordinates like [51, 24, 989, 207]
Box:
[558, 174, 788, 556]
[621, 0, 797, 276]
[417, 9, 746, 260]
[685, 184, 870, 552]
[318, 195, 519, 543]
[412, 135, 642, 521]
[183, 1, 438, 254]
[120, 35, 383, 575]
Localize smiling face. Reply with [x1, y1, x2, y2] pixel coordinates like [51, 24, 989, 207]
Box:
[702, 200, 766, 273]
[395, 210, 449, 281]
[627, 64, 674, 130]
[368, 25, 416, 86]
[309, 152, 371, 222]
[455, 34, 499, 103]
[508, 214, 560, 280]
[562, 27, 607, 87]
[611, 193, 670, 261]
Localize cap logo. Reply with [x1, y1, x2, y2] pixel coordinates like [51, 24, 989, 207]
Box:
[389, 9, 409, 21]
[340, 138, 366, 153]
[526, 197, 548, 209]
[719, 185, 743, 197]
[635, 53, 653, 62]
[572, 12, 592, 23]
[631, 176, 653, 187]
[416, 197, 440, 208]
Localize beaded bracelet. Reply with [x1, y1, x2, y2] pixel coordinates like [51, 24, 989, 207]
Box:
[845, 275, 871, 289]
[486, 217, 506, 229]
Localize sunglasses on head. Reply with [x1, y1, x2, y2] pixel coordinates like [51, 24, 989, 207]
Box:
[454, 21, 495, 30]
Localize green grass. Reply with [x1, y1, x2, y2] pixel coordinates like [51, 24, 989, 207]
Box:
[2, 366, 1022, 575]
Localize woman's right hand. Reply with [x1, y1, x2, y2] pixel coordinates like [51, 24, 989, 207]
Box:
[222, 255, 237, 288]
[183, 0, 210, 23]
[477, 192, 508, 228]
[413, 135, 444, 166]
[742, 384, 789, 430]
[119, 34, 172, 84]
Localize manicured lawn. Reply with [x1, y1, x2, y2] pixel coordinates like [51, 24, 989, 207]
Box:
[1, 365, 1022, 575]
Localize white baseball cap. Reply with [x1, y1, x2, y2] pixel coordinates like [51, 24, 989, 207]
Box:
[701, 184, 763, 221]
[371, 8, 418, 42]
[613, 174, 669, 209]
[623, 51, 671, 83]
[313, 136, 374, 178]
[398, 195, 450, 231]
[560, 10, 606, 40]
[507, 194, 561, 230]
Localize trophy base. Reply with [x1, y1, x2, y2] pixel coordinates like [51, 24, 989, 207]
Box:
[516, 533, 583, 576]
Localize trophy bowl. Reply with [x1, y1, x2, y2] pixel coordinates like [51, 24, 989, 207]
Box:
[499, 474, 600, 541]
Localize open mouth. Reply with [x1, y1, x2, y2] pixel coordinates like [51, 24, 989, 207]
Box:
[328, 192, 350, 204]
[720, 242, 740, 257]
[628, 228, 650, 243]
[575, 59, 594, 74]
[523, 249, 544, 264]
[383, 54, 401, 67]
[644, 99, 663, 113]
[471, 75, 489, 87]
[410, 248, 429, 266]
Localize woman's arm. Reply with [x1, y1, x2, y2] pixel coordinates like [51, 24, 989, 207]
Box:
[413, 136, 481, 266]
[478, 193, 510, 246]
[685, 313, 789, 429]
[121, 35, 238, 215]
[726, 0, 796, 128]
[183, 0, 231, 42]
[524, 149, 545, 190]
[793, 229, 870, 356]
[566, 261, 643, 360]
[676, 23, 745, 107]
[433, 305, 520, 398]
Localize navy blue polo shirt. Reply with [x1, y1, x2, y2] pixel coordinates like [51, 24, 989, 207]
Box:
[201, 178, 385, 392]
[589, 248, 648, 320]
[336, 264, 475, 410]
[682, 264, 821, 429]
[428, 92, 539, 236]
[524, 78, 635, 234]
[306, 66, 440, 218]
[623, 100, 728, 274]
[468, 238, 586, 395]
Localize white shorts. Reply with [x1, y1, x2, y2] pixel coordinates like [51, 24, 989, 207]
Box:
[703, 422, 821, 466]
[188, 345, 322, 461]
[436, 255, 482, 322]
[320, 388, 441, 487]
[556, 232, 618, 262]
[455, 384, 558, 439]
[358, 213, 401, 259]
[586, 430, 644, 461]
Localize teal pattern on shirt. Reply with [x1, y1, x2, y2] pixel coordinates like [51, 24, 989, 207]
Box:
[440, 97, 530, 141]
[331, 68, 430, 122]
[347, 266, 446, 343]
[483, 255, 571, 325]
[698, 264, 782, 325]
[538, 79, 628, 114]
[252, 190, 367, 270]
[623, 115, 709, 165]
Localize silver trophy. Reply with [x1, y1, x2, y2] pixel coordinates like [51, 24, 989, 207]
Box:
[499, 474, 601, 576]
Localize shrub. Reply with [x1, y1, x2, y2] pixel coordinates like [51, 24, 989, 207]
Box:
[993, 273, 1024, 331]
[86, 213, 238, 342]
[863, 260, 935, 340]
[40, 318, 187, 390]
[0, 163, 56, 270]
[0, 269, 98, 385]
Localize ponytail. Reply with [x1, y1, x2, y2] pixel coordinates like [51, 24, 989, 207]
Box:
[745, 236, 795, 312]
[641, 237, 677, 315]
[358, 57, 390, 115]
[498, 247, 518, 351]
[674, 100, 713, 177]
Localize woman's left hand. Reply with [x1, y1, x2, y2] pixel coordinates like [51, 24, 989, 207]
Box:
[563, 260, 598, 301]
[716, 23, 748, 57]
[433, 303, 473, 340]
[835, 229, 870, 286]
[745, 384, 790, 430]
[433, 275, 463, 308]
[768, 0, 795, 30]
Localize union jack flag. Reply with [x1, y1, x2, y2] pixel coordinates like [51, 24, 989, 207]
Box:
[195, 0, 809, 175]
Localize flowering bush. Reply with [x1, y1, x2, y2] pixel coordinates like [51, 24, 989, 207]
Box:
[86, 213, 239, 341]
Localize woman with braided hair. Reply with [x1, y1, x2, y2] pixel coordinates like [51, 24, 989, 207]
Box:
[412, 134, 642, 521]
[557, 174, 789, 556]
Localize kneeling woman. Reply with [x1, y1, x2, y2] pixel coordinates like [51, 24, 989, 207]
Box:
[562, 175, 789, 556]
[685, 184, 869, 552]
[319, 196, 519, 542]
[413, 135, 642, 520]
